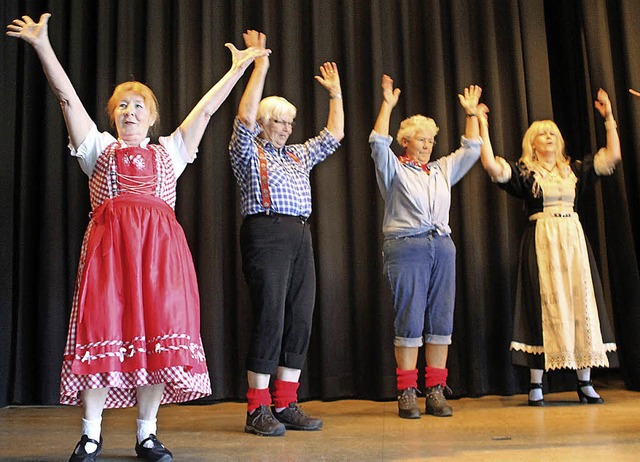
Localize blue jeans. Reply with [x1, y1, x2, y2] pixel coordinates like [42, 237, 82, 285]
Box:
[383, 232, 456, 347]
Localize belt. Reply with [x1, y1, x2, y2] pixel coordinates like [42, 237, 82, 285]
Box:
[248, 212, 309, 224]
[529, 211, 577, 221]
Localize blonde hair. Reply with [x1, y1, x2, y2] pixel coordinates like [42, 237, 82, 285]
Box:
[107, 81, 160, 135]
[520, 120, 569, 168]
[396, 115, 439, 146]
[257, 96, 297, 126]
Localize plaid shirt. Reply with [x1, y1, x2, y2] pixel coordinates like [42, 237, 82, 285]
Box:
[229, 117, 340, 217]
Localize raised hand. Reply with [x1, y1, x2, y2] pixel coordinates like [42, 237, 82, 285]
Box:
[595, 88, 613, 118]
[225, 42, 271, 72]
[458, 85, 482, 115]
[314, 62, 342, 98]
[6, 13, 51, 48]
[381, 74, 401, 108]
[242, 30, 269, 67]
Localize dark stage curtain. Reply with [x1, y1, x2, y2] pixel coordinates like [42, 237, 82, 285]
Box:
[2, 0, 639, 407]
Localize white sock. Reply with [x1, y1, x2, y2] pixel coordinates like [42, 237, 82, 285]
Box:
[577, 369, 600, 398]
[137, 418, 157, 448]
[528, 387, 543, 402]
[80, 417, 102, 454]
[529, 369, 544, 401]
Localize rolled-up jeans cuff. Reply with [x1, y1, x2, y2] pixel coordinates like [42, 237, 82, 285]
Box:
[425, 334, 452, 345]
[394, 336, 424, 348]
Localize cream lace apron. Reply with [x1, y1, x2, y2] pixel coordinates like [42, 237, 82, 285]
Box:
[530, 169, 611, 370]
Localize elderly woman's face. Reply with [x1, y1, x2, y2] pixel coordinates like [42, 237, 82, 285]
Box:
[113, 91, 155, 142]
[260, 116, 294, 149]
[402, 129, 435, 162]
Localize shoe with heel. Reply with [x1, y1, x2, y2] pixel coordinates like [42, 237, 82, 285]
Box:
[577, 380, 604, 404]
[528, 383, 544, 406]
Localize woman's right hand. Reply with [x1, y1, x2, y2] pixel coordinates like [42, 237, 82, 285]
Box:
[381, 74, 401, 108]
[242, 30, 269, 68]
[6, 13, 51, 49]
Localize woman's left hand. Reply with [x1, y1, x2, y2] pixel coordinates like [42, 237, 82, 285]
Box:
[458, 85, 482, 115]
[595, 88, 613, 118]
[314, 62, 342, 98]
[225, 42, 271, 72]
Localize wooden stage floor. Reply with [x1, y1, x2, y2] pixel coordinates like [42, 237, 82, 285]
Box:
[1, 383, 639, 461]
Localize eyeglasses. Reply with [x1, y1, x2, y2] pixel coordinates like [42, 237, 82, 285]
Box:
[272, 119, 295, 128]
[414, 137, 436, 145]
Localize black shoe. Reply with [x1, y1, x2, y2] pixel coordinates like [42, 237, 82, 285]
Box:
[135, 434, 173, 462]
[69, 435, 102, 462]
[273, 403, 323, 430]
[245, 405, 286, 436]
[528, 382, 545, 407]
[577, 380, 604, 404]
[425, 384, 453, 417]
[397, 387, 421, 419]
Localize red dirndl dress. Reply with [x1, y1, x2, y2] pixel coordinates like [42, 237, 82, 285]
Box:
[60, 141, 211, 408]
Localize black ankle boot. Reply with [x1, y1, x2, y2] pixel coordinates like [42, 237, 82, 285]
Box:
[528, 383, 544, 406]
[577, 380, 604, 404]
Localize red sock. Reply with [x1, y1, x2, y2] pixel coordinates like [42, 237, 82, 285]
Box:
[272, 380, 300, 409]
[246, 387, 271, 413]
[396, 368, 419, 390]
[425, 367, 448, 388]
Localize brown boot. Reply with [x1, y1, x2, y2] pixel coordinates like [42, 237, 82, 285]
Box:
[425, 384, 452, 417]
[397, 387, 421, 419]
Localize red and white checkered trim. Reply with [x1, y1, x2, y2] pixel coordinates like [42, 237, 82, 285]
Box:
[60, 360, 211, 408]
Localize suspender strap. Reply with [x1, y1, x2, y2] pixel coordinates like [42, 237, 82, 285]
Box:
[257, 144, 272, 211]
[256, 143, 302, 213]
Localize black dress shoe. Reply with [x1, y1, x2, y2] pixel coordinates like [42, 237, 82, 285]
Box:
[577, 380, 604, 404]
[135, 434, 173, 461]
[69, 435, 102, 462]
[528, 383, 544, 406]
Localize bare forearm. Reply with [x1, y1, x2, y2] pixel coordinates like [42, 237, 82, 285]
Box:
[238, 63, 268, 127]
[34, 40, 92, 147]
[479, 121, 503, 178]
[326, 96, 344, 142]
[180, 64, 250, 154]
[463, 114, 479, 140]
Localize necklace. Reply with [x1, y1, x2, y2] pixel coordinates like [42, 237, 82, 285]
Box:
[540, 163, 556, 173]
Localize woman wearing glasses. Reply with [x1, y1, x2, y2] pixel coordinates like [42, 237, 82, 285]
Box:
[228, 30, 344, 436]
[369, 74, 482, 419]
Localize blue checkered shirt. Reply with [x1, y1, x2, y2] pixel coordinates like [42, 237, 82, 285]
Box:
[229, 117, 341, 217]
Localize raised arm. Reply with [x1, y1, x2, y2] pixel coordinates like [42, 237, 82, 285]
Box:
[457, 85, 482, 140]
[477, 103, 506, 179]
[179, 40, 270, 156]
[314, 62, 344, 142]
[6, 13, 93, 149]
[594, 88, 621, 168]
[373, 74, 401, 137]
[237, 30, 269, 129]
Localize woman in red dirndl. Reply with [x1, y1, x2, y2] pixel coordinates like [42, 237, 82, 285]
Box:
[7, 12, 270, 462]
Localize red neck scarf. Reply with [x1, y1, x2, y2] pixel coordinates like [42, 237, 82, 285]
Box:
[398, 154, 430, 174]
